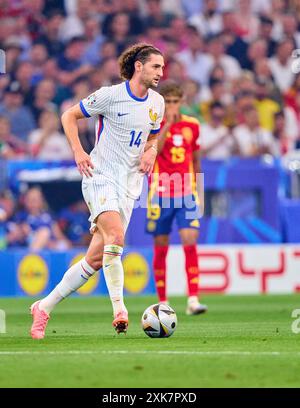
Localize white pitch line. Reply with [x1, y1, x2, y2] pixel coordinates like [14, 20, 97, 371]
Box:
[0, 350, 300, 356]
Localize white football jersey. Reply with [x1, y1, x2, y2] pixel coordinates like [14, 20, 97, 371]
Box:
[80, 81, 165, 199]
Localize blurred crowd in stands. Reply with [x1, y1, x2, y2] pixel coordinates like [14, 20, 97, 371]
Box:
[1, 0, 300, 249]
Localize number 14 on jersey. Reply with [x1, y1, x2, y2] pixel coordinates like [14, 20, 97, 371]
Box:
[129, 130, 142, 147]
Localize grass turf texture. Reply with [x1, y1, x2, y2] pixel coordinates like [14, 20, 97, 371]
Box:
[0, 294, 299, 388]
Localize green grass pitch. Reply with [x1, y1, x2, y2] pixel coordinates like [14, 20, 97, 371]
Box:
[0, 294, 300, 388]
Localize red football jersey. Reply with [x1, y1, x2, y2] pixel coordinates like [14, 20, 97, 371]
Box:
[149, 114, 200, 197]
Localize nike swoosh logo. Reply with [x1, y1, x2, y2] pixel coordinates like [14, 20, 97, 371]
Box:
[118, 113, 129, 117]
[104, 264, 111, 268]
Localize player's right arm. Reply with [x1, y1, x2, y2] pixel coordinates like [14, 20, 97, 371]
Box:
[61, 104, 94, 178]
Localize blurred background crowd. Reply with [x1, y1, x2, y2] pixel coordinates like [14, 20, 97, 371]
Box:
[1, 0, 300, 250]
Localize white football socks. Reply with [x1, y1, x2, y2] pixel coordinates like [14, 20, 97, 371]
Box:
[39, 257, 97, 314]
[102, 245, 127, 317]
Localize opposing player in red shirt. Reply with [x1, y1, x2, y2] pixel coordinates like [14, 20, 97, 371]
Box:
[146, 82, 207, 315]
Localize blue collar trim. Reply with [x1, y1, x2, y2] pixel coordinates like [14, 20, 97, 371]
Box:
[125, 80, 148, 102]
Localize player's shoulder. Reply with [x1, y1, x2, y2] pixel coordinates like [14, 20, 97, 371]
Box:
[181, 114, 201, 126]
[149, 88, 164, 104]
[94, 82, 124, 96]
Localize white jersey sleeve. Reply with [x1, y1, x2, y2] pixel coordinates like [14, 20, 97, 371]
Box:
[150, 95, 165, 134]
[79, 87, 112, 118]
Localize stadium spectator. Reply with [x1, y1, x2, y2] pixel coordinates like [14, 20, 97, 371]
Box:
[105, 12, 135, 55]
[268, 0, 286, 41]
[244, 38, 268, 71]
[99, 40, 118, 62]
[167, 17, 190, 51]
[206, 33, 242, 81]
[285, 73, 300, 114]
[96, 57, 121, 86]
[57, 200, 91, 246]
[60, 76, 91, 112]
[175, 25, 211, 86]
[143, 0, 175, 36]
[2, 36, 24, 74]
[29, 43, 49, 84]
[58, 0, 92, 43]
[57, 36, 93, 87]
[0, 81, 36, 141]
[180, 79, 204, 122]
[234, 0, 260, 42]
[281, 13, 300, 49]
[258, 15, 278, 58]
[221, 9, 249, 69]
[201, 101, 234, 159]
[188, 0, 223, 38]
[28, 110, 73, 160]
[41, 58, 72, 106]
[30, 79, 57, 122]
[34, 9, 65, 57]
[165, 59, 187, 84]
[14, 61, 35, 106]
[24, 0, 47, 41]
[0, 115, 28, 159]
[11, 187, 70, 251]
[201, 77, 232, 123]
[138, 25, 168, 55]
[273, 110, 298, 155]
[233, 106, 276, 157]
[268, 39, 295, 93]
[0, 190, 17, 249]
[254, 78, 281, 132]
[81, 17, 106, 66]
[102, 0, 145, 37]
[253, 58, 276, 88]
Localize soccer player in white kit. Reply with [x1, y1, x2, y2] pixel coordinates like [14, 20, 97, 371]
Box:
[30, 44, 165, 338]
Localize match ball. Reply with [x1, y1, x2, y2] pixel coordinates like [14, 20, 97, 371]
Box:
[141, 303, 177, 338]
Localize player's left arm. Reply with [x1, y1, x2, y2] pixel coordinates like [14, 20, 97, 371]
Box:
[139, 134, 158, 174]
[140, 97, 165, 174]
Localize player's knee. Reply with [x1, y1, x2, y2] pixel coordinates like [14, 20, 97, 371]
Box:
[182, 237, 197, 246]
[106, 230, 124, 247]
[155, 236, 169, 246]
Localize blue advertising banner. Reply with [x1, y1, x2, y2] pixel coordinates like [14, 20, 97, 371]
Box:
[0, 248, 156, 297]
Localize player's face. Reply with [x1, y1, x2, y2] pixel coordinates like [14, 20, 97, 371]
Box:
[141, 54, 164, 88]
[165, 95, 181, 116]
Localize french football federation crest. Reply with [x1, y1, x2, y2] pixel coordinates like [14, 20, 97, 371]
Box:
[149, 108, 158, 123]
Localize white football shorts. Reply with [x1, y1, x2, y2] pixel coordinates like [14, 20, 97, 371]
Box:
[82, 175, 135, 234]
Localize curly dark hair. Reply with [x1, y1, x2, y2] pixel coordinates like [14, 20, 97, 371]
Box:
[118, 43, 163, 80]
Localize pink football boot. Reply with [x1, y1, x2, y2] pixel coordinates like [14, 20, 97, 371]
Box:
[30, 301, 50, 339]
[112, 310, 129, 334]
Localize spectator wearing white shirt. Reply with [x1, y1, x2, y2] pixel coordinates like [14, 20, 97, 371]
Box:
[175, 25, 211, 86]
[268, 39, 295, 93]
[234, 0, 260, 43]
[188, 0, 223, 38]
[201, 102, 234, 159]
[281, 13, 300, 49]
[233, 106, 276, 157]
[205, 33, 242, 81]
